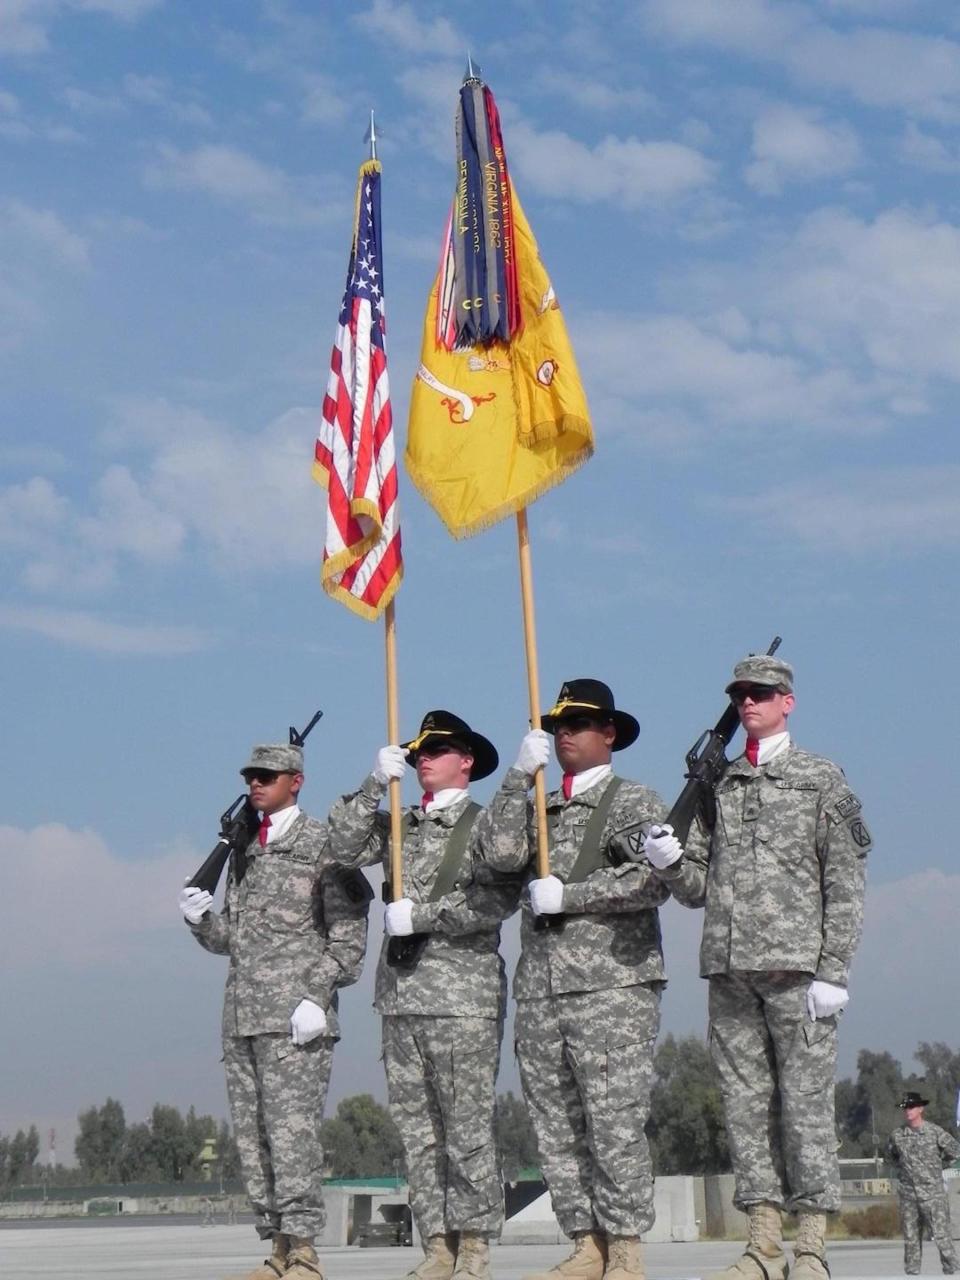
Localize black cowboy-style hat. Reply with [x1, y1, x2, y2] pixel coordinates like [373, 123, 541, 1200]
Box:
[540, 678, 640, 752]
[898, 1091, 930, 1109]
[400, 709, 499, 782]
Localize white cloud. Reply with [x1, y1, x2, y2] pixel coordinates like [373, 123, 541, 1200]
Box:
[726, 465, 960, 553]
[573, 311, 886, 441]
[746, 103, 861, 194]
[300, 73, 349, 126]
[60, 84, 122, 114]
[1, 198, 89, 269]
[0, 0, 162, 56]
[768, 207, 960, 380]
[0, 399, 328, 600]
[642, 0, 960, 119]
[508, 121, 714, 209]
[353, 0, 461, 57]
[122, 72, 212, 127]
[0, 606, 210, 654]
[898, 122, 960, 172]
[143, 143, 339, 226]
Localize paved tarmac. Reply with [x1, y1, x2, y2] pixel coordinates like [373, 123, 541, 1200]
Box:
[0, 1223, 931, 1280]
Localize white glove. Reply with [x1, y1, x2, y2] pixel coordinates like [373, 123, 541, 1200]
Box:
[179, 881, 213, 924]
[806, 980, 849, 1021]
[373, 744, 407, 785]
[514, 729, 551, 777]
[384, 898, 415, 936]
[290, 998, 327, 1045]
[529, 874, 565, 916]
[643, 824, 684, 870]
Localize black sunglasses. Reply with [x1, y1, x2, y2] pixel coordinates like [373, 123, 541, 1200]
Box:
[729, 685, 781, 706]
[554, 714, 610, 734]
[244, 769, 284, 785]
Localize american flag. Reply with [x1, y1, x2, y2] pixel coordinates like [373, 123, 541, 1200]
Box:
[313, 161, 402, 619]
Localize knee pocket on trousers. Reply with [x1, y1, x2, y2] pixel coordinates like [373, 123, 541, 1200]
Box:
[792, 1017, 837, 1095]
[603, 1034, 654, 1112]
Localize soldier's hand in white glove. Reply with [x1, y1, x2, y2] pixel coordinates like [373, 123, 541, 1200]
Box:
[290, 998, 327, 1045]
[529, 874, 564, 916]
[514, 729, 551, 777]
[806, 980, 849, 1021]
[373, 744, 407, 785]
[643, 824, 684, 870]
[385, 899, 414, 936]
[179, 881, 213, 924]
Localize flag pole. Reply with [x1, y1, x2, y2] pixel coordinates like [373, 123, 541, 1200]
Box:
[384, 599, 404, 899]
[516, 507, 551, 878]
[365, 106, 404, 903]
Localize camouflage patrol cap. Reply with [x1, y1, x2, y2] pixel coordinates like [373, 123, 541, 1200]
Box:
[241, 743, 304, 778]
[725, 654, 794, 695]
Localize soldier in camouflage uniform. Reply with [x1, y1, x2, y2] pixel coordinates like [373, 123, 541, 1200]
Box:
[326, 710, 525, 1280]
[886, 1091, 960, 1274]
[644, 655, 870, 1280]
[178, 742, 371, 1280]
[480, 679, 669, 1280]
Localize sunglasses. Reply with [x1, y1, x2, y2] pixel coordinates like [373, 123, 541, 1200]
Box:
[554, 714, 610, 734]
[412, 743, 465, 760]
[244, 769, 284, 785]
[729, 685, 781, 706]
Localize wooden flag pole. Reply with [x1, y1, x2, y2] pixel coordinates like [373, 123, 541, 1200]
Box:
[516, 508, 551, 879]
[384, 598, 404, 900]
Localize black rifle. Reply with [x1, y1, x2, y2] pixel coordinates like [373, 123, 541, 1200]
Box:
[660, 637, 782, 844]
[186, 709, 324, 896]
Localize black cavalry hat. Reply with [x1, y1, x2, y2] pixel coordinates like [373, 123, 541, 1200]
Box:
[540, 678, 640, 752]
[898, 1091, 930, 1109]
[400, 710, 499, 782]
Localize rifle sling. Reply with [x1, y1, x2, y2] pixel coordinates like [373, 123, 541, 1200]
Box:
[386, 801, 482, 902]
[554, 776, 624, 884]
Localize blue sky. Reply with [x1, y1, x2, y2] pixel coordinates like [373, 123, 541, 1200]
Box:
[2, 0, 959, 1159]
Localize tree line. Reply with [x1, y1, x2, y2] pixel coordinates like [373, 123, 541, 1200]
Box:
[3, 1039, 956, 1191]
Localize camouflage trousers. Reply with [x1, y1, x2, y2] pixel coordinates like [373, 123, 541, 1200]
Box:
[515, 983, 660, 1239]
[223, 1032, 333, 1241]
[899, 1190, 958, 1274]
[382, 1014, 504, 1239]
[708, 971, 841, 1214]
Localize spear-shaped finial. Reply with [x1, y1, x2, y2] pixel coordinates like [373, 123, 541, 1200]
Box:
[464, 51, 482, 84]
[364, 108, 378, 161]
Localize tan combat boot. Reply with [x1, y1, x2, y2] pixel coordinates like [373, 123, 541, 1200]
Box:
[406, 1234, 459, 1280]
[521, 1230, 608, 1280]
[283, 1237, 324, 1279]
[605, 1236, 645, 1280]
[791, 1213, 829, 1280]
[235, 1234, 289, 1279]
[707, 1202, 787, 1280]
[452, 1232, 491, 1279]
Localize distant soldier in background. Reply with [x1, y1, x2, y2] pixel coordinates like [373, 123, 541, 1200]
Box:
[481, 679, 669, 1280]
[645, 654, 870, 1280]
[327, 710, 524, 1280]
[887, 1090, 960, 1275]
[179, 742, 371, 1280]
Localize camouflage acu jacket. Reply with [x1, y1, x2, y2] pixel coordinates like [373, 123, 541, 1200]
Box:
[658, 744, 870, 983]
[188, 813, 370, 1039]
[479, 768, 669, 1000]
[326, 775, 525, 1018]
[886, 1122, 960, 1197]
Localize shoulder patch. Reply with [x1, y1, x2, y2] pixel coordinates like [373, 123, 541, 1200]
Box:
[835, 794, 862, 820]
[337, 867, 374, 906]
[849, 818, 871, 849]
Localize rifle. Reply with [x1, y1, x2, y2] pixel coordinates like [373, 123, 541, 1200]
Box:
[186, 709, 324, 896]
[659, 638, 782, 844]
